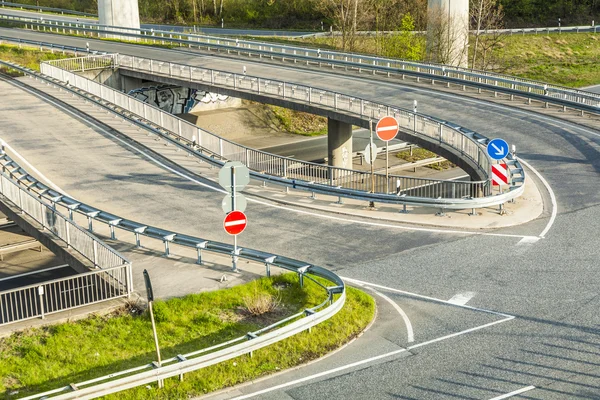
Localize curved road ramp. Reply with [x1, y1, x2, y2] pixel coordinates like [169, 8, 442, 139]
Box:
[27, 54, 525, 212]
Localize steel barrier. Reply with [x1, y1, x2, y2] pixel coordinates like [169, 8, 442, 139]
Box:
[41, 54, 499, 198]
[0, 150, 347, 400]
[0, 53, 525, 209]
[0, 0, 94, 17]
[1, 13, 598, 113]
[0, 151, 132, 326]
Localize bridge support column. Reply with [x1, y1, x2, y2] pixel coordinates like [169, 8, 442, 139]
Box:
[327, 118, 352, 170]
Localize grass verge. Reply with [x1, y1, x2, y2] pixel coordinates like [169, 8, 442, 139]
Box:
[0, 43, 70, 71]
[269, 105, 327, 136]
[0, 273, 374, 399]
[396, 148, 455, 170]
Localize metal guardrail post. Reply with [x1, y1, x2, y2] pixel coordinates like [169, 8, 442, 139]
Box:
[38, 285, 45, 319]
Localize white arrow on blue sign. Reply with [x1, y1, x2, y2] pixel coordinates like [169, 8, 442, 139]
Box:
[487, 138, 509, 160]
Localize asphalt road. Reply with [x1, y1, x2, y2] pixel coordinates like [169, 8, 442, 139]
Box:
[0, 28, 599, 399]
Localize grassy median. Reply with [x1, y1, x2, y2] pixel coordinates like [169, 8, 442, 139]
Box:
[0, 273, 374, 399]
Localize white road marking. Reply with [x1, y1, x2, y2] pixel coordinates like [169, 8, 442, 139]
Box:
[488, 385, 536, 400]
[518, 159, 557, 239]
[517, 236, 540, 246]
[366, 286, 414, 342]
[342, 277, 514, 318]
[448, 292, 476, 306]
[0, 264, 69, 282]
[0, 137, 69, 196]
[230, 316, 515, 400]
[2, 76, 534, 240]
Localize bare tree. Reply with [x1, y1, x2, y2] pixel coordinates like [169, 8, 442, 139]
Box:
[318, 0, 372, 51]
[470, 0, 504, 70]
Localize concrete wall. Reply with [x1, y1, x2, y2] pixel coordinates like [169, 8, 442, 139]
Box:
[427, 0, 469, 68]
[127, 83, 241, 115]
[98, 0, 141, 39]
[77, 69, 122, 89]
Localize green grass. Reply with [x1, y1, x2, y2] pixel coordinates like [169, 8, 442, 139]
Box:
[0, 274, 374, 399]
[396, 148, 455, 170]
[493, 33, 600, 88]
[0, 43, 70, 71]
[269, 105, 327, 136]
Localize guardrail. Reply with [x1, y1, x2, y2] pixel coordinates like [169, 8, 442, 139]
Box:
[0, 0, 95, 17]
[0, 150, 346, 400]
[1, 51, 526, 210]
[1, 13, 598, 115]
[42, 54, 501, 199]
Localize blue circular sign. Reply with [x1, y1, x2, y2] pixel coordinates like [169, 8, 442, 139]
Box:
[487, 138, 509, 160]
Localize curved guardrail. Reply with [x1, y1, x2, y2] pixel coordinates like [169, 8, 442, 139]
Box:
[1, 51, 526, 210]
[1, 13, 599, 115]
[0, 148, 346, 400]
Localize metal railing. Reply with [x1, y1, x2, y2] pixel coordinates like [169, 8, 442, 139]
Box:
[0, 0, 95, 17]
[0, 171, 129, 271]
[1, 13, 598, 114]
[0, 154, 132, 326]
[0, 151, 347, 400]
[0, 264, 130, 325]
[1, 52, 525, 209]
[42, 54, 498, 199]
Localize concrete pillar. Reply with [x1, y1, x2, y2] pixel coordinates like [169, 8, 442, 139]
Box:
[427, 0, 469, 68]
[327, 118, 352, 170]
[98, 0, 140, 39]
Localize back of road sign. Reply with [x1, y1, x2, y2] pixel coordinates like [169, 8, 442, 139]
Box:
[219, 161, 250, 192]
[364, 143, 378, 165]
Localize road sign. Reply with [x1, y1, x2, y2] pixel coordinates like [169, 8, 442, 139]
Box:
[376, 116, 399, 142]
[219, 161, 250, 192]
[491, 163, 509, 186]
[487, 138, 509, 160]
[222, 193, 247, 214]
[364, 143, 378, 165]
[224, 211, 247, 235]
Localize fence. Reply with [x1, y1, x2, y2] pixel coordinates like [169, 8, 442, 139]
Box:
[0, 166, 132, 326]
[43, 55, 494, 199]
[0, 264, 130, 325]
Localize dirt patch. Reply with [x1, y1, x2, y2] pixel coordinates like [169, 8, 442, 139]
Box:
[182, 101, 302, 148]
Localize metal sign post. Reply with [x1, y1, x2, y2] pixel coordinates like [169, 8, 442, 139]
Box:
[143, 269, 163, 388]
[219, 162, 250, 272]
[376, 116, 399, 194]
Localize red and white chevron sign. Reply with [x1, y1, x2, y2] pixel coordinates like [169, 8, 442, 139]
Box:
[491, 163, 509, 186]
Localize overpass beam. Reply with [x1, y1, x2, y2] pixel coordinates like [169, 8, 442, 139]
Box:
[327, 118, 352, 170]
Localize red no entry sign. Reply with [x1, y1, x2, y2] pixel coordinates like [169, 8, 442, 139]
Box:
[224, 210, 247, 235]
[376, 116, 399, 142]
[491, 164, 509, 186]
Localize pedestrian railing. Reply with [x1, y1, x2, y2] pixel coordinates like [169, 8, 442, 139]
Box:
[0, 264, 130, 325]
[42, 54, 504, 202]
[1, 52, 525, 209]
[0, 149, 132, 326]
